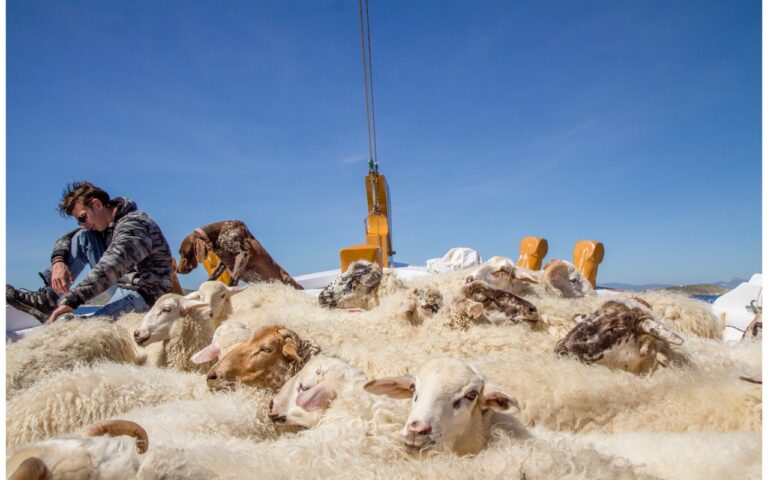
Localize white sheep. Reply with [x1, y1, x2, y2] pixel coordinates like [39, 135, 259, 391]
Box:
[541, 259, 595, 298]
[466, 256, 542, 296]
[364, 356, 530, 455]
[6, 362, 209, 448]
[269, 354, 368, 428]
[6, 317, 140, 399]
[7, 266, 759, 479]
[183, 280, 248, 327]
[133, 293, 215, 373]
[190, 321, 252, 365]
[6, 419, 149, 479]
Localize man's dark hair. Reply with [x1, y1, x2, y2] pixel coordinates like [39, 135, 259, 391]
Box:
[58, 181, 113, 216]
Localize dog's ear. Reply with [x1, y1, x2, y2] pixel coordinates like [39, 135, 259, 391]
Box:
[194, 239, 209, 263]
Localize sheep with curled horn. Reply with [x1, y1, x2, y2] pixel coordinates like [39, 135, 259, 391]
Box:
[7, 420, 149, 479]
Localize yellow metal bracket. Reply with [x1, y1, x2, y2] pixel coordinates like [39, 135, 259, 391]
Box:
[339, 174, 394, 272]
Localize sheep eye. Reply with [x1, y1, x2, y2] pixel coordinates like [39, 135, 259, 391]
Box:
[453, 399, 462, 409]
[298, 383, 309, 392]
[260, 347, 274, 353]
[162, 306, 172, 313]
[465, 390, 478, 401]
[220, 293, 226, 299]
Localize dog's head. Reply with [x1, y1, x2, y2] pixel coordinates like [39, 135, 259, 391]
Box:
[177, 232, 210, 274]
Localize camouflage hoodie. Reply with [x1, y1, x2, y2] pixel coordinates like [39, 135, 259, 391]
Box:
[51, 198, 174, 309]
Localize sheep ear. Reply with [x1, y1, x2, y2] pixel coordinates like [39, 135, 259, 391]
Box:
[466, 300, 484, 319]
[194, 239, 208, 263]
[179, 299, 212, 318]
[296, 383, 336, 411]
[184, 291, 202, 301]
[480, 384, 519, 413]
[363, 375, 414, 399]
[397, 300, 417, 317]
[191, 344, 221, 364]
[282, 337, 303, 363]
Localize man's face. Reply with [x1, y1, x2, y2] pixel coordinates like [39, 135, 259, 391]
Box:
[71, 199, 112, 232]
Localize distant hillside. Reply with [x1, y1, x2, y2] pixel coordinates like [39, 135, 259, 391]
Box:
[600, 278, 747, 296]
[599, 282, 673, 292]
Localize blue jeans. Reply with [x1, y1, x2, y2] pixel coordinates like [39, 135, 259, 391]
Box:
[40, 230, 149, 319]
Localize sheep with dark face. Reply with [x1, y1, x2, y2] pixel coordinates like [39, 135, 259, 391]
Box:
[450, 281, 539, 329]
[318, 261, 386, 310]
[554, 298, 685, 374]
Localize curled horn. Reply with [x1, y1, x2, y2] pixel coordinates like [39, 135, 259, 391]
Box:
[638, 319, 684, 346]
[84, 420, 149, 454]
[9, 457, 50, 480]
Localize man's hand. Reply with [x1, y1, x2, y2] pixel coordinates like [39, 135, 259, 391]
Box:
[46, 305, 74, 325]
[51, 262, 73, 294]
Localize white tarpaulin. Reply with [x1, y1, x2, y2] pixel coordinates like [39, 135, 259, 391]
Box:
[426, 248, 483, 273]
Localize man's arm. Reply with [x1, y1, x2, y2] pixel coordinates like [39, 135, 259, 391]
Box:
[49, 228, 80, 293]
[50, 228, 80, 264]
[57, 219, 152, 310]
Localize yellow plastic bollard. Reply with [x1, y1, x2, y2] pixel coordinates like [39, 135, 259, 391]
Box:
[516, 237, 548, 270]
[202, 251, 232, 285]
[573, 240, 605, 288]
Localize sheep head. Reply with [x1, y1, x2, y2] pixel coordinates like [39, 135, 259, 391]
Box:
[269, 356, 366, 429]
[6, 420, 149, 480]
[364, 357, 519, 455]
[397, 288, 444, 325]
[184, 281, 247, 325]
[190, 321, 252, 364]
[133, 294, 211, 346]
[318, 261, 383, 309]
[467, 257, 539, 292]
[554, 298, 685, 374]
[206, 325, 320, 391]
[456, 281, 539, 326]
[543, 260, 595, 298]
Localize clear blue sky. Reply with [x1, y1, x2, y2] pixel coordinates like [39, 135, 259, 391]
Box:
[7, 0, 761, 290]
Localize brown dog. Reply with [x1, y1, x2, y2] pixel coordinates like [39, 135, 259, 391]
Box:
[177, 220, 302, 289]
[206, 324, 320, 391]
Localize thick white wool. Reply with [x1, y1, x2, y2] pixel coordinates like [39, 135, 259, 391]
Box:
[5, 270, 759, 479]
[6, 318, 139, 399]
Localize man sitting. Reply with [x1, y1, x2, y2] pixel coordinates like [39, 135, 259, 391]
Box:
[7, 181, 174, 323]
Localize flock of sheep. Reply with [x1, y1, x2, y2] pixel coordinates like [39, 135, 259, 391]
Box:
[6, 257, 762, 479]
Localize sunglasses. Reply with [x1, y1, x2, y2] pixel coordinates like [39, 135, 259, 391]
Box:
[76, 210, 90, 225]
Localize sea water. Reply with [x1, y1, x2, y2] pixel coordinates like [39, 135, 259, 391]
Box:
[692, 295, 720, 304]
